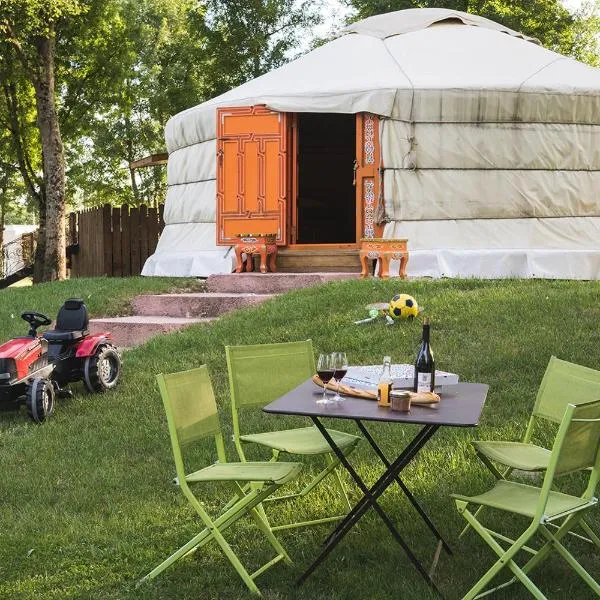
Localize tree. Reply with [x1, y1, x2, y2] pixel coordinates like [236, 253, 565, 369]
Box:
[0, 47, 45, 278]
[66, 0, 321, 209]
[344, 0, 600, 64]
[1, 0, 85, 281]
[191, 0, 320, 98]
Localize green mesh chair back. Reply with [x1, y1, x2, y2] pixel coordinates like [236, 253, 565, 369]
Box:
[533, 356, 600, 423]
[553, 399, 600, 479]
[226, 340, 315, 411]
[157, 366, 224, 480]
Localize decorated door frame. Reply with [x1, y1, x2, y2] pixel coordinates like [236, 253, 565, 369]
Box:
[216, 107, 382, 248]
[355, 112, 383, 241]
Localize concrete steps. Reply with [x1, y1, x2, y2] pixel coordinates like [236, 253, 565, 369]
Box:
[132, 292, 273, 318]
[89, 315, 214, 348]
[93, 272, 358, 348]
[207, 272, 359, 294]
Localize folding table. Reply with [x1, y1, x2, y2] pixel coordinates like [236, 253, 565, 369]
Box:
[263, 380, 488, 596]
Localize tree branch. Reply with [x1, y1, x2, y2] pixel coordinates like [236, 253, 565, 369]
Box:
[2, 81, 42, 205]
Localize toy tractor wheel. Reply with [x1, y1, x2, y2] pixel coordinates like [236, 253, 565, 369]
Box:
[83, 345, 122, 393]
[25, 378, 55, 423]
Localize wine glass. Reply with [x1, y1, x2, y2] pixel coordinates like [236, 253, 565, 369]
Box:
[331, 352, 348, 402]
[316, 353, 335, 405]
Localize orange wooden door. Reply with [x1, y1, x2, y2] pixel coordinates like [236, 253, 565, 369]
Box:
[355, 113, 382, 239]
[216, 106, 288, 245]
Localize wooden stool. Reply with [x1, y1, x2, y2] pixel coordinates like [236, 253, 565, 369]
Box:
[359, 238, 408, 279]
[234, 234, 277, 274]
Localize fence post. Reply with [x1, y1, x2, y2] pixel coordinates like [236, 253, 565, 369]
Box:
[102, 204, 112, 276]
[120, 205, 131, 277]
[139, 204, 149, 267]
[112, 205, 122, 277]
[130, 206, 141, 275]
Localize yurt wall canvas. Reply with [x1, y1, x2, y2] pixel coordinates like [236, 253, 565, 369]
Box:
[142, 8, 600, 280]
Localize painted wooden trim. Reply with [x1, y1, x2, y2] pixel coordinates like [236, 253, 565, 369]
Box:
[216, 105, 288, 246]
[355, 113, 383, 240]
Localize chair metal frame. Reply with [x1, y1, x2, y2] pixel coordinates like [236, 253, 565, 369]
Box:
[454, 399, 600, 600]
[138, 366, 302, 596]
[465, 356, 600, 549]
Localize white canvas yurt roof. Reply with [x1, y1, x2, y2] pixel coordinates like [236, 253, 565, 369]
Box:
[143, 8, 600, 279]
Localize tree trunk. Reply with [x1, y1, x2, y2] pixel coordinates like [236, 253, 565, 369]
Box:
[32, 35, 66, 281]
[33, 198, 46, 282]
[0, 191, 5, 278]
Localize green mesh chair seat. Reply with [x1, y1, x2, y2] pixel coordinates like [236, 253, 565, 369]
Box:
[138, 366, 303, 596]
[186, 461, 302, 485]
[226, 340, 361, 531]
[472, 441, 551, 471]
[453, 480, 592, 521]
[453, 399, 600, 600]
[240, 427, 360, 455]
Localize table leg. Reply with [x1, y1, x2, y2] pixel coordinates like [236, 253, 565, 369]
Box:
[297, 418, 442, 597]
[245, 254, 254, 272]
[379, 254, 390, 278]
[355, 421, 452, 556]
[268, 248, 277, 273]
[234, 246, 244, 273]
[359, 253, 369, 278]
[324, 423, 438, 549]
[259, 244, 267, 273]
[399, 251, 408, 279]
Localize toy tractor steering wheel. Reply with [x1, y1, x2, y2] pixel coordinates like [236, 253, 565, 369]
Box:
[21, 311, 52, 337]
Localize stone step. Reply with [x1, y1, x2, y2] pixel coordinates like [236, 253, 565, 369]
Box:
[89, 315, 214, 348]
[132, 292, 274, 318]
[207, 272, 359, 294]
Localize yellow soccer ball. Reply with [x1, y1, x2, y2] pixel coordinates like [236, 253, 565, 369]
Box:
[389, 294, 419, 320]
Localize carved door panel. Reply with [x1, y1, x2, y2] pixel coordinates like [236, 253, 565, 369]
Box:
[355, 113, 382, 239]
[216, 106, 288, 245]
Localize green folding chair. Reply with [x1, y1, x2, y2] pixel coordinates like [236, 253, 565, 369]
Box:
[465, 356, 600, 548]
[226, 340, 361, 531]
[453, 398, 600, 600]
[138, 366, 303, 596]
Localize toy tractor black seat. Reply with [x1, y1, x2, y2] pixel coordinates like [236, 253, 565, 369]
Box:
[43, 299, 89, 343]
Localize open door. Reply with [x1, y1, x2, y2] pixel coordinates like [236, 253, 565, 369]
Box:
[216, 106, 288, 245]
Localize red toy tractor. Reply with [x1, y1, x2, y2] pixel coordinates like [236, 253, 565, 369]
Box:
[0, 298, 122, 422]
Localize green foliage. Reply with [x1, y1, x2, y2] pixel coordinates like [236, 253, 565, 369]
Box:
[192, 0, 321, 98]
[1, 0, 322, 215]
[0, 278, 599, 599]
[345, 0, 600, 63]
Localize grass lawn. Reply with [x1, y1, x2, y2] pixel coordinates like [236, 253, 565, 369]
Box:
[0, 277, 599, 599]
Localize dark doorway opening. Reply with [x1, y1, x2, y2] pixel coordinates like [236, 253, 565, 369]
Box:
[296, 113, 356, 244]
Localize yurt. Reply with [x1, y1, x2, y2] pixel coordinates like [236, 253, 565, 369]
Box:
[142, 8, 600, 279]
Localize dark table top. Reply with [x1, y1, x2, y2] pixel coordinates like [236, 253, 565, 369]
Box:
[263, 380, 489, 427]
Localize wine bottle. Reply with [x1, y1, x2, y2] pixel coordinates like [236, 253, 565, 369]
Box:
[377, 356, 393, 407]
[414, 318, 435, 393]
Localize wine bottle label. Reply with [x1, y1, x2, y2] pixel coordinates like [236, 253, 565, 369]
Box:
[417, 372, 432, 393]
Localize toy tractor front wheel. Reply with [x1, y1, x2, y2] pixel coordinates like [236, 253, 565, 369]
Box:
[83, 345, 122, 393]
[25, 378, 55, 423]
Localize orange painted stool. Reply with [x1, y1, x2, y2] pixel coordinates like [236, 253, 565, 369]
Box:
[234, 234, 278, 274]
[359, 238, 408, 279]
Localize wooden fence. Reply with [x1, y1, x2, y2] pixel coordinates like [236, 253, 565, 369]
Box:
[69, 204, 164, 278]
